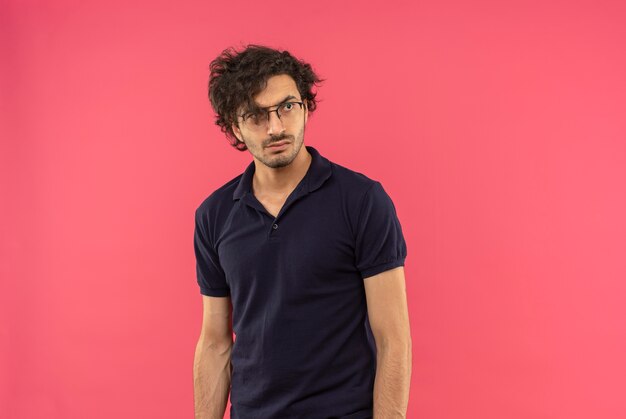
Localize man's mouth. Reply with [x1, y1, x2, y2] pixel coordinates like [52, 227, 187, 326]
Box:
[267, 140, 289, 148]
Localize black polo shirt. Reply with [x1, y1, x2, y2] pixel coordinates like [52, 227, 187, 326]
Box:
[194, 145, 407, 419]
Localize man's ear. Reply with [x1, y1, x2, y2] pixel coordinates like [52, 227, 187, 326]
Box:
[232, 122, 243, 143]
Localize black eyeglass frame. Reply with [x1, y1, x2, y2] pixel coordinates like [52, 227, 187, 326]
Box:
[238, 101, 305, 124]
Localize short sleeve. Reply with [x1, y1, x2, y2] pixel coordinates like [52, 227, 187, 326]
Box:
[355, 181, 408, 279]
[193, 208, 230, 297]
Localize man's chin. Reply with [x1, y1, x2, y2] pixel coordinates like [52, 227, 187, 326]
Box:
[265, 155, 294, 168]
[263, 150, 298, 168]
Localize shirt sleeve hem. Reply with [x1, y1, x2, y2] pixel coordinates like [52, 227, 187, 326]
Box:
[360, 259, 406, 279]
[199, 288, 231, 297]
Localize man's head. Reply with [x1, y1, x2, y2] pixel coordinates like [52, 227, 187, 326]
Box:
[208, 45, 322, 167]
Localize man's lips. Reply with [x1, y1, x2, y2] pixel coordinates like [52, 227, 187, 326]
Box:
[267, 140, 289, 148]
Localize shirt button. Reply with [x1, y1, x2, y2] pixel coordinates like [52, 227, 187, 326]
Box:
[272, 223, 278, 230]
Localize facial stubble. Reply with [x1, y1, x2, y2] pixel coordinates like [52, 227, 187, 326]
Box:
[242, 122, 306, 169]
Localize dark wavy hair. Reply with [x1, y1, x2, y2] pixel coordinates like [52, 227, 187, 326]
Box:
[208, 44, 323, 151]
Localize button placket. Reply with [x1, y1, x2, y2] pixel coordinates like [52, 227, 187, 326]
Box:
[267, 218, 280, 240]
[265, 182, 308, 238]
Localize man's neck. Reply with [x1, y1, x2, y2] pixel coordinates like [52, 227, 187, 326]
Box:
[252, 146, 312, 196]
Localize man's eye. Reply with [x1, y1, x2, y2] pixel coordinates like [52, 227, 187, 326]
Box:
[281, 103, 294, 111]
[245, 113, 263, 124]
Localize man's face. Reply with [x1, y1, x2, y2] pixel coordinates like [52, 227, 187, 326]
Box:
[232, 74, 308, 169]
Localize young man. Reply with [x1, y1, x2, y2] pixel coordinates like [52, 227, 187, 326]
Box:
[193, 45, 411, 419]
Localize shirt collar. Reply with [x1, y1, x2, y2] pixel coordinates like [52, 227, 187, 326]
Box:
[233, 145, 332, 201]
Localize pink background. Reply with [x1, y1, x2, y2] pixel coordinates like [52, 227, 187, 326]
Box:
[2, 0, 625, 418]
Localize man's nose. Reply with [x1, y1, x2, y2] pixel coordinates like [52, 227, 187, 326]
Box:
[266, 110, 285, 135]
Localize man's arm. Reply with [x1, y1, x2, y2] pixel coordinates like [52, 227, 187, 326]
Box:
[193, 295, 233, 419]
[363, 266, 412, 419]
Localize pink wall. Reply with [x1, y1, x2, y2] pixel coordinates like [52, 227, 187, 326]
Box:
[2, 0, 625, 418]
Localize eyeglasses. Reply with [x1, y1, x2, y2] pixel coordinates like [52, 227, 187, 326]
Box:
[239, 101, 305, 131]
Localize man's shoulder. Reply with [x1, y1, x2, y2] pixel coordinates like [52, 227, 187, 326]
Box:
[325, 158, 399, 215]
[195, 172, 242, 216]
[328, 159, 380, 195]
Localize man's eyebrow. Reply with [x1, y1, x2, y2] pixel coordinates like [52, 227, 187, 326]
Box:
[257, 95, 298, 110]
